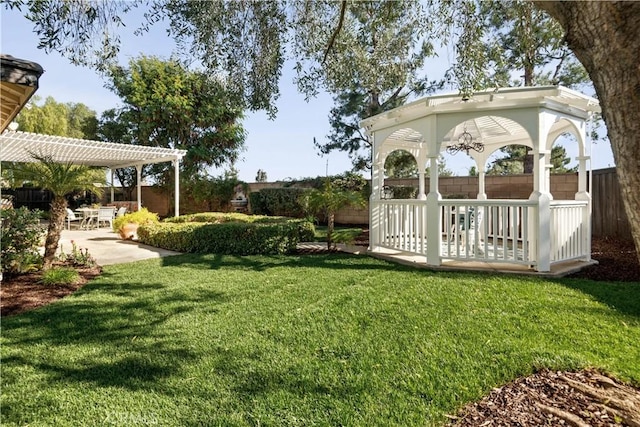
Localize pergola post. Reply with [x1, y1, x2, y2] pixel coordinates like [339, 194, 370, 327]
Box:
[173, 158, 180, 217]
[109, 168, 115, 203]
[136, 164, 142, 212]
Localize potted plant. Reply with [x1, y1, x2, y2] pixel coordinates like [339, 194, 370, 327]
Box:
[112, 207, 159, 240]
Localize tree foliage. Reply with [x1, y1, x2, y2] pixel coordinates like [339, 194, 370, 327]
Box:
[486, 144, 576, 175]
[164, 0, 287, 117]
[441, 0, 588, 174]
[300, 178, 366, 249]
[4, 0, 141, 72]
[439, 0, 589, 95]
[384, 151, 452, 178]
[15, 96, 98, 139]
[296, 1, 439, 171]
[97, 55, 246, 189]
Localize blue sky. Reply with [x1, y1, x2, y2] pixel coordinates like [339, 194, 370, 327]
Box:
[1, 6, 615, 182]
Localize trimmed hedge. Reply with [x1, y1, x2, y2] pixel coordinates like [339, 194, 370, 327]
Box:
[138, 212, 315, 255]
[164, 212, 285, 224]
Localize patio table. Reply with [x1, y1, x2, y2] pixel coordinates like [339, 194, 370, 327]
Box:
[75, 208, 99, 230]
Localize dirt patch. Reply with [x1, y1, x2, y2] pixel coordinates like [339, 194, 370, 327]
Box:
[1, 264, 101, 317]
[569, 236, 640, 283]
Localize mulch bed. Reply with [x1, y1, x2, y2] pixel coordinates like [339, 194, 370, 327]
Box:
[447, 369, 640, 427]
[2, 234, 639, 426]
[1, 264, 101, 317]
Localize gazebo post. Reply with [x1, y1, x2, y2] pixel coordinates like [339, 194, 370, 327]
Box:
[477, 170, 487, 200]
[369, 157, 383, 252]
[576, 155, 592, 262]
[529, 145, 552, 272]
[425, 154, 441, 266]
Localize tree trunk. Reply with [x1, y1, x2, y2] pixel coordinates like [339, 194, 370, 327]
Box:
[327, 211, 335, 250]
[43, 196, 67, 269]
[534, 1, 640, 263]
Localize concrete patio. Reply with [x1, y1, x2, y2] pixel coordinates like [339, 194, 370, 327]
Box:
[56, 227, 180, 266]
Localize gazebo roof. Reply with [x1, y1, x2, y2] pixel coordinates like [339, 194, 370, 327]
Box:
[0, 130, 186, 169]
[361, 86, 601, 150]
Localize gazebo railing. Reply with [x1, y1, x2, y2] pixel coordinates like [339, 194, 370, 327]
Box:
[549, 200, 590, 262]
[374, 199, 428, 253]
[371, 198, 590, 269]
[440, 200, 536, 265]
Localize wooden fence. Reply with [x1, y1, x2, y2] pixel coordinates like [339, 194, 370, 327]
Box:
[590, 168, 631, 238]
[3, 168, 631, 239]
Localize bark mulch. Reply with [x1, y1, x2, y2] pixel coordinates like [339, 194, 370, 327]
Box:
[2, 234, 639, 426]
[1, 264, 101, 317]
[447, 369, 640, 427]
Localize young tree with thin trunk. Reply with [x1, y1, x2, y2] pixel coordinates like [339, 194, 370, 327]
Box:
[7, 155, 105, 269]
[300, 179, 366, 250]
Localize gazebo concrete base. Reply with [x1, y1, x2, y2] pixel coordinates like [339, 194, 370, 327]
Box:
[367, 246, 598, 278]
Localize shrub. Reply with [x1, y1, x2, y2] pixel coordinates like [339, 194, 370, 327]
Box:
[1, 207, 45, 274]
[112, 208, 159, 235]
[387, 185, 417, 199]
[248, 191, 267, 215]
[187, 176, 248, 212]
[251, 188, 310, 217]
[138, 213, 315, 255]
[164, 212, 285, 224]
[40, 267, 80, 285]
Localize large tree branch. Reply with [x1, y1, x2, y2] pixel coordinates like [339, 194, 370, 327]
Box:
[322, 0, 347, 65]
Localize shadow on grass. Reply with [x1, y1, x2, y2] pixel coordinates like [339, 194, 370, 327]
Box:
[557, 278, 640, 318]
[2, 278, 227, 347]
[158, 252, 418, 273]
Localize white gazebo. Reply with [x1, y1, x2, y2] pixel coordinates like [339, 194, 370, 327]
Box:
[361, 86, 600, 272]
[0, 130, 186, 216]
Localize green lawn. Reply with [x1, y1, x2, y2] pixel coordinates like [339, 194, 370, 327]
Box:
[313, 225, 363, 243]
[2, 253, 639, 426]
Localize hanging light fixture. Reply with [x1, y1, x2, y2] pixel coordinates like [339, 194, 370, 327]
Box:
[446, 125, 485, 155]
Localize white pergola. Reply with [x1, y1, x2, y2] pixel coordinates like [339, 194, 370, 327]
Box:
[361, 86, 601, 272]
[0, 130, 186, 216]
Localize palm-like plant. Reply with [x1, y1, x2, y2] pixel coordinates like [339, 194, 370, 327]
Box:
[8, 154, 105, 269]
[301, 179, 366, 249]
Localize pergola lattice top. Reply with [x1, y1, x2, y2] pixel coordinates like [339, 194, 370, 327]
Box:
[0, 130, 186, 169]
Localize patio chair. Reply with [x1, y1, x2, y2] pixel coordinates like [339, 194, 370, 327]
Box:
[65, 208, 82, 230]
[115, 206, 127, 218]
[96, 207, 116, 229]
[457, 207, 484, 255]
